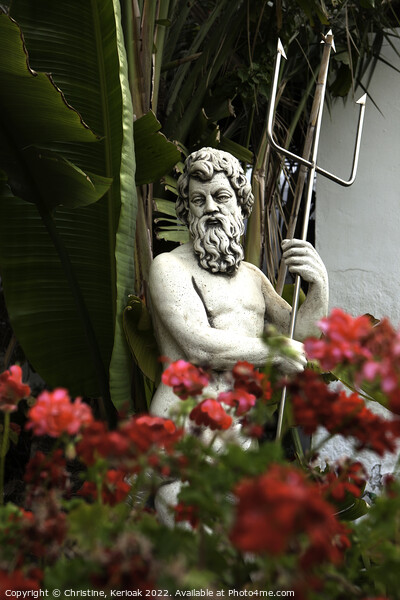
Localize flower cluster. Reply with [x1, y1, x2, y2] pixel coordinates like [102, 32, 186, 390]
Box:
[231, 361, 271, 400]
[288, 369, 399, 455]
[306, 309, 400, 416]
[174, 502, 199, 529]
[217, 388, 256, 416]
[90, 533, 155, 591]
[189, 398, 233, 430]
[26, 389, 94, 437]
[230, 464, 350, 569]
[24, 449, 70, 496]
[305, 308, 372, 371]
[5, 500, 67, 568]
[0, 569, 41, 592]
[162, 359, 272, 432]
[362, 319, 400, 413]
[75, 414, 183, 474]
[161, 360, 209, 399]
[1, 307, 400, 598]
[318, 460, 367, 502]
[79, 469, 131, 506]
[0, 365, 30, 412]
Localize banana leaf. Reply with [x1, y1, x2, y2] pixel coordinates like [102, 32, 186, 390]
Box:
[0, 2, 136, 415]
[133, 110, 180, 185]
[123, 295, 161, 385]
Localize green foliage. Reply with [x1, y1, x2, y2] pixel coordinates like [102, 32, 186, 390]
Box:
[123, 294, 161, 384]
[68, 502, 131, 550]
[133, 110, 181, 185]
[0, 1, 136, 417]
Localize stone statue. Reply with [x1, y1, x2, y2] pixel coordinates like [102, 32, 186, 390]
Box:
[148, 147, 329, 523]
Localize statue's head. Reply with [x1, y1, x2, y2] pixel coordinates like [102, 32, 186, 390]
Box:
[176, 148, 254, 274]
[176, 147, 254, 225]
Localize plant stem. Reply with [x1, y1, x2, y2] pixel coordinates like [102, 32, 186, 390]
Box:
[290, 427, 306, 467]
[0, 412, 10, 506]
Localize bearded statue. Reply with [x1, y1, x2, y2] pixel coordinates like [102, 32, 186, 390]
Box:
[147, 147, 329, 526]
[175, 148, 253, 274]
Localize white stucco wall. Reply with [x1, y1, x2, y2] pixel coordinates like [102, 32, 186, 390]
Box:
[314, 35, 400, 481]
[316, 35, 400, 325]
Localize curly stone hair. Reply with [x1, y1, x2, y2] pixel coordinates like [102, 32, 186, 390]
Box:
[176, 148, 254, 226]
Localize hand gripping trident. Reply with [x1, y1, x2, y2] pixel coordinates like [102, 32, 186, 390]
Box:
[267, 31, 367, 440]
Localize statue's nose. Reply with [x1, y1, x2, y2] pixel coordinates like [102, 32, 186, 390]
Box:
[204, 194, 218, 214]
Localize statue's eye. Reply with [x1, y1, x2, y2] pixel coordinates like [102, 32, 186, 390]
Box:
[216, 193, 231, 202]
[190, 196, 204, 205]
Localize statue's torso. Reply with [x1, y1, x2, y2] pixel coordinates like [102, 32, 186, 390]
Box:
[149, 244, 267, 418]
[184, 255, 266, 337]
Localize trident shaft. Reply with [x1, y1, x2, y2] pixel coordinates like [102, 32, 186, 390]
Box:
[266, 31, 366, 441]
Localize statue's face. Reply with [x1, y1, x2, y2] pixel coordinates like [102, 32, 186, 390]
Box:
[188, 172, 240, 225]
[186, 172, 244, 274]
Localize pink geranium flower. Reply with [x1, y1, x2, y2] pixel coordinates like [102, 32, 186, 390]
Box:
[218, 389, 256, 416]
[26, 389, 93, 438]
[305, 308, 372, 370]
[0, 365, 31, 412]
[162, 359, 210, 399]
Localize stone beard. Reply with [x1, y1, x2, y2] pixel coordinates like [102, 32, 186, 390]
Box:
[187, 205, 245, 274]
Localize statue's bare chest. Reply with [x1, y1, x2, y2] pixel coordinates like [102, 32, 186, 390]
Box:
[190, 264, 265, 333]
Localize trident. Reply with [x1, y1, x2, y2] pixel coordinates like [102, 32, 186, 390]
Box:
[267, 31, 367, 440]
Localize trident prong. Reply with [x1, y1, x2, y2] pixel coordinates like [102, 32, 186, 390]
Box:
[267, 37, 366, 187]
[267, 32, 366, 441]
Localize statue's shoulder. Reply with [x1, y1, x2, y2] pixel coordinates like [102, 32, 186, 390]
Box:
[150, 244, 194, 275]
[241, 260, 266, 280]
[241, 260, 276, 293]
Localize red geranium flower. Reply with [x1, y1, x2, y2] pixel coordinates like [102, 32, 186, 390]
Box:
[218, 389, 256, 416]
[120, 414, 183, 453]
[190, 398, 232, 430]
[231, 361, 269, 398]
[174, 502, 199, 529]
[76, 415, 182, 471]
[230, 464, 350, 569]
[90, 534, 155, 591]
[24, 449, 69, 493]
[305, 308, 372, 370]
[0, 569, 40, 591]
[79, 469, 131, 506]
[162, 360, 209, 399]
[20, 492, 68, 562]
[26, 389, 94, 437]
[289, 369, 398, 456]
[319, 461, 367, 502]
[0, 365, 31, 412]
[75, 421, 111, 465]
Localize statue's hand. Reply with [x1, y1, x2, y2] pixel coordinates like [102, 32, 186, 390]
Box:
[273, 338, 307, 375]
[281, 239, 328, 285]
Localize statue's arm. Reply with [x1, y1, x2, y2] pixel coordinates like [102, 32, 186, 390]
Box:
[149, 253, 270, 370]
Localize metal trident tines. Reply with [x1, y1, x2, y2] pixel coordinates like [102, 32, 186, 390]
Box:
[267, 31, 367, 441]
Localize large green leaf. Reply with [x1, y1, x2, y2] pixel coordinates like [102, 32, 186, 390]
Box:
[0, 2, 136, 412]
[123, 295, 161, 384]
[133, 110, 180, 185]
[0, 13, 98, 145]
[20, 148, 113, 210]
